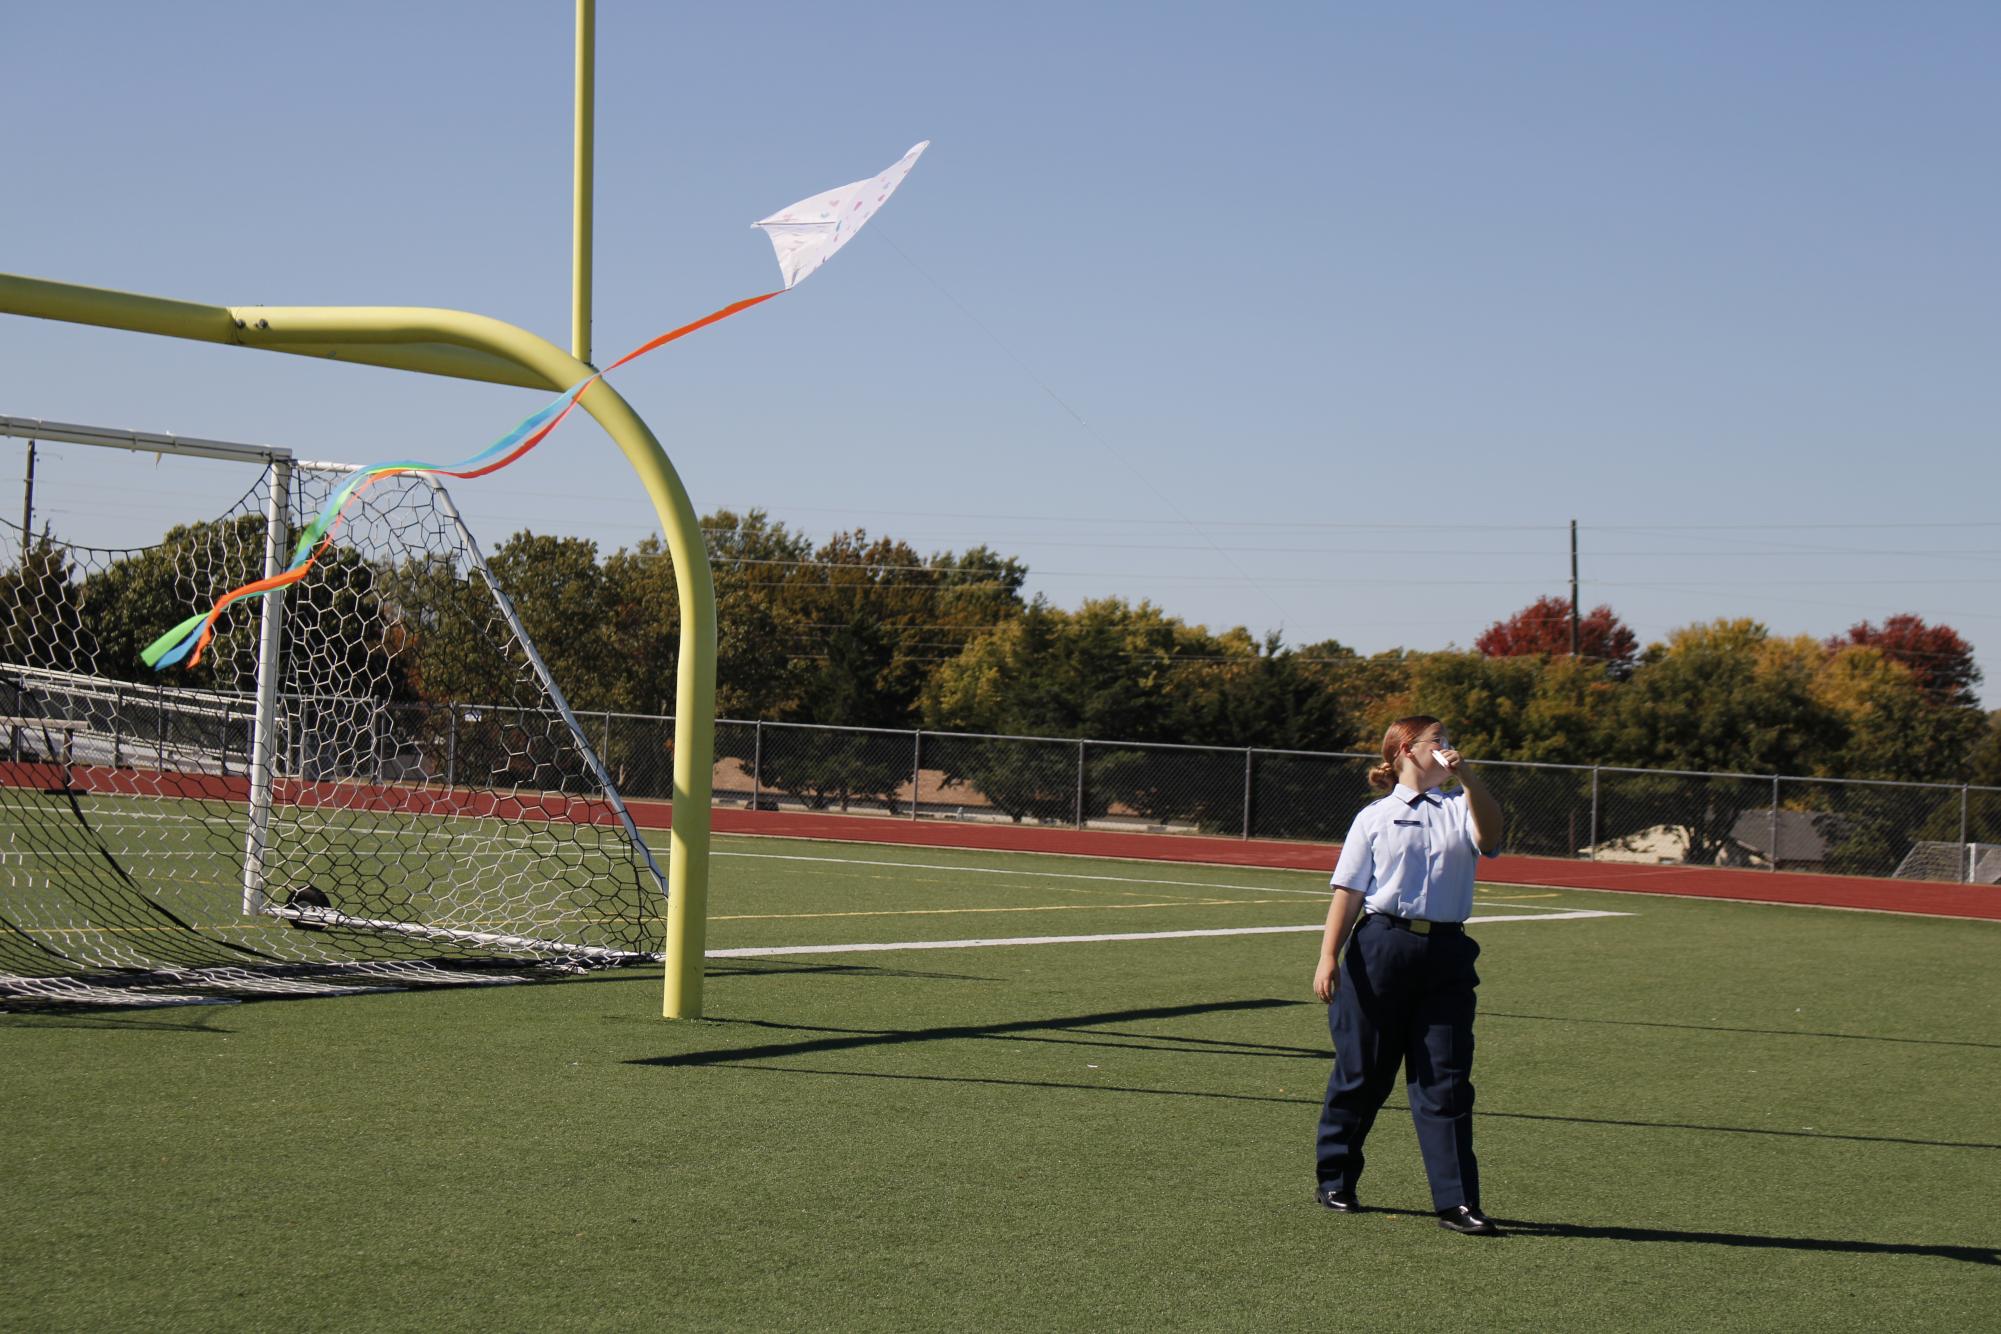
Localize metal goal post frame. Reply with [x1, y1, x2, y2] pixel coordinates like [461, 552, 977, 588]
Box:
[0, 275, 718, 1020]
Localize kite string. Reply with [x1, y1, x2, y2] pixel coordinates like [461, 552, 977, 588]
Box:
[147, 288, 785, 671]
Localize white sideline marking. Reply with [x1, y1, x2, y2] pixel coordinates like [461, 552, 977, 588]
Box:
[713, 849, 1583, 909]
[706, 909, 1631, 958]
[715, 848, 1315, 894]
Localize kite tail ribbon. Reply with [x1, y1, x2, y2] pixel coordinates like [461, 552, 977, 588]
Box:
[142, 289, 782, 671]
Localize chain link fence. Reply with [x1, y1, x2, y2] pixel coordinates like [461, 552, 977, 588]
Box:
[159, 696, 2001, 888]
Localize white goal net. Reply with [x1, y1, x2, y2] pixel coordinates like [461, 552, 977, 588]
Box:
[1892, 840, 2001, 886]
[0, 419, 667, 1008]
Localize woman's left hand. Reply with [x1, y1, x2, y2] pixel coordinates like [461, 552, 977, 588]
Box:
[1435, 747, 1462, 772]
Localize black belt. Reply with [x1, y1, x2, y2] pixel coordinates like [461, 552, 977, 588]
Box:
[1366, 912, 1463, 937]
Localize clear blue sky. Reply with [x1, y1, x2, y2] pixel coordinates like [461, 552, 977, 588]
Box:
[3, 2, 1996, 701]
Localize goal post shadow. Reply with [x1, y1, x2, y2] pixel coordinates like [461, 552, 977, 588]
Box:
[0, 272, 717, 1019]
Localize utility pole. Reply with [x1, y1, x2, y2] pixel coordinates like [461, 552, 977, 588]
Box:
[1569, 518, 1581, 657]
[20, 440, 35, 553]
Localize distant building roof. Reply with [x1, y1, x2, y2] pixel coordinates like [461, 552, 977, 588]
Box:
[1730, 809, 1831, 864]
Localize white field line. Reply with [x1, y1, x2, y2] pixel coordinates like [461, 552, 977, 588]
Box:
[706, 908, 1631, 958]
[712, 847, 1577, 907]
[712, 852, 1464, 904]
[713, 847, 1316, 894]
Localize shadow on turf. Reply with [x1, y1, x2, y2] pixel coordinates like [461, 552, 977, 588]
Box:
[0, 1011, 234, 1033]
[573, 958, 1000, 985]
[1355, 1206, 2000, 1266]
[627, 998, 1305, 1068]
[1485, 1010, 2001, 1051]
[671, 1062, 2001, 1154]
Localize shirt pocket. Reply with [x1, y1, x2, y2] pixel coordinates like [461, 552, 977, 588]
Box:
[1383, 817, 1430, 870]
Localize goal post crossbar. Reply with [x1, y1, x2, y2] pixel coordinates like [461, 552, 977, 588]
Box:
[0, 415, 295, 467]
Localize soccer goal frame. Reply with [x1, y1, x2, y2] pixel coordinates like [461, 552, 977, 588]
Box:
[0, 413, 675, 974]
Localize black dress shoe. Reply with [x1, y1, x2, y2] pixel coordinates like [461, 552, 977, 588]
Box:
[1436, 1204, 1500, 1236]
[1315, 1186, 1360, 1212]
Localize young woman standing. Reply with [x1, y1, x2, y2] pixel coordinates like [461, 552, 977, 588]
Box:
[1311, 715, 1505, 1235]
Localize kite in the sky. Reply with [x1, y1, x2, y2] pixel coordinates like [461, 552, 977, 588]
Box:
[144, 142, 929, 671]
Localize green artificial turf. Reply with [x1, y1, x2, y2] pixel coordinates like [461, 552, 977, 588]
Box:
[3, 835, 1997, 1331]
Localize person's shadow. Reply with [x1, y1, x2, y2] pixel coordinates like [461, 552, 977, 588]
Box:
[632, 1005, 2001, 1269]
[1355, 1206, 1999, 1266]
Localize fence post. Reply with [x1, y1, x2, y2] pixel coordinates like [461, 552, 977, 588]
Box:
[445, 704, 458, 790]
[156, 684, 167, 770]
[911, 730, 922, 821]
[601, 710, 613, 764]
[1769, 775, 1780, 872]
[1588, 767, 1600, 859]
[1075, 739, 1086, 831]
[752, 719, 762, 811]
[1242, 748, 1254, 840]
[219, 703, 231, 778]
[1962, 785, 1972, 883]
[110, 682, 123, 768]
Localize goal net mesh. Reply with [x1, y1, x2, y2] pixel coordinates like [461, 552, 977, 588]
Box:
[0, 456, 666, 1007]
[1892, 840, 2001, 885]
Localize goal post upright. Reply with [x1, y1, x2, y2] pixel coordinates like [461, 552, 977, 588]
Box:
[0, 274, 719, 1019]
[242, 453, 292, 917]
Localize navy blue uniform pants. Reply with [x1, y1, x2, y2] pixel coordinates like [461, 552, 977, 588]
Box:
[1314, 914, 1482, 1211]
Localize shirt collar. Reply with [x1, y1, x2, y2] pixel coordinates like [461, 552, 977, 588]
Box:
[1393, 784, 1443, 807]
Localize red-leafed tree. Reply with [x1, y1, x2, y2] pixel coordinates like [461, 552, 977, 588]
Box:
[1476, 595, 1638, 676]
[1826, 614, 1982, 703]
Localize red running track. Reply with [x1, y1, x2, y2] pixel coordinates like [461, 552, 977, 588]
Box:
[625, 802, 2001, 923]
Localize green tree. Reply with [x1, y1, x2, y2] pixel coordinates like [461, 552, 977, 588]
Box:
[75, 516, 269, 689]
[1606, 622, 1833, 773]
[923, 597, 1224, 823]
[1599, 621, 1838, 864]
[924, 596, 1216, 741]
[1811, 645, 1985, 784]
[1971, 712, 2001, 789]
[483, 533, 620, 711]
[1968, 712, 2001, 848]
[1167, 631, 1366, 751]
[1805, 646, 1990, 873]
[1, 539, 89, 674]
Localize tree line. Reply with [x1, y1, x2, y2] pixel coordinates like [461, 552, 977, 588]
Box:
[470, 513, 2000, 792]
[11, 510, 1999, 794]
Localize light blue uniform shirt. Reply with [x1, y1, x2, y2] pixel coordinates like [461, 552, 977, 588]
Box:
[1330, 783, 1490, 923]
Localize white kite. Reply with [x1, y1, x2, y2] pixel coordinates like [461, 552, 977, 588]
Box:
[753, 141, 930, 290]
